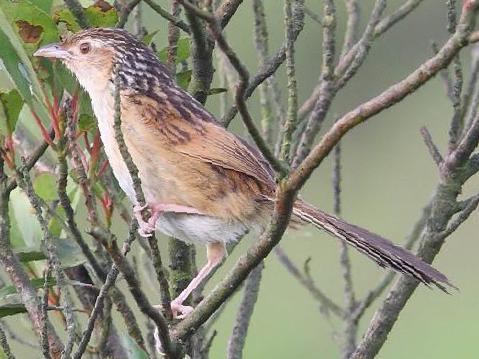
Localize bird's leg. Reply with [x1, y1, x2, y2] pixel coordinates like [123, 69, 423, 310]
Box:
[133, 203, 203, 237]
[170, 242, 226, 318]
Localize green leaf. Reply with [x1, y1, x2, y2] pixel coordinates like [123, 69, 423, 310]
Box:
[0, 4, 51, 125]
[84, 5, 118, 28]
[0, 277, 52, 318]
[10, 189, 41, 248]
[0, 277, 55, 298]
[142, 30, 159, 46]
[158, 38, 191, 64]
[15, 247, 47, 262]
[208, 87, 228, 96]
[10, 188, 86, 268]
[55, 4, 118, 33]
[54, 237, 86, 268]
[54, 8, 81, 33]
[78, 114, 96, 132]
[0, 0, 58, 47]
[0, 30, 34, 107]
[50, 188, 86, 268]
[0, 303, 27, 318]
[120, 335, 149, 359]
[33, 172, 58, 201]
[0, 89, 23, 135]
[176, 69, 192, 90]
[30, 0, 54, 14]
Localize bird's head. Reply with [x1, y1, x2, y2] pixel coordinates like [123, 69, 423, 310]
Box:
[34, 28, 172, 96]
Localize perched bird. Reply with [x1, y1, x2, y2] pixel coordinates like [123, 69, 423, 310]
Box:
[35, 28, 452, 318]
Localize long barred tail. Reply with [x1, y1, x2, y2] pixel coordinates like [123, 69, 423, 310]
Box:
[293, 201, 455, 292]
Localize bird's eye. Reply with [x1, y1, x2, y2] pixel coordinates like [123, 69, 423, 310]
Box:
[79, 42, 91, 54]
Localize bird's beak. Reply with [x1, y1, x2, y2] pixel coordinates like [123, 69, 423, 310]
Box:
[34, 43, 70, 60]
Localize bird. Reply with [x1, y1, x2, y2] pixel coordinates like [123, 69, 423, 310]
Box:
[34, 28, 453, 318]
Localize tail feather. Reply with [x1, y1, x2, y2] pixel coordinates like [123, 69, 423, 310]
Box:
[293, 201, 455, 292]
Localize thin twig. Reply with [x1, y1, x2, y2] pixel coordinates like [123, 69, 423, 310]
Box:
[253, 0, 275, 146]
[278, 0, 300, 163]
[117, 0, 141, 28]
[64, 0, 90, 29]
[17, 160, 79, 359]
[333, 135, 358, 359]
[180, 0, 287, 173]
[420, 127, 444, 166]
[351, 5, 479, 357]
[73, 262, 119, 358]
[215, 0, 244, 29]
[144, 0, 190, 33]
[288, 4, 479, 191]
[373, 0, 424, 37]
[274, 247, 343, 317]
[226, 263, 264, 359]
[112, 66, 176, 357]
[41, 265, 52, 359]
[298, 0, 424, 122]
[221, 0, 305, 127]
[341, 0, 360, 56]
[0, 322, 15, 359]
[292, 0, 336, 168]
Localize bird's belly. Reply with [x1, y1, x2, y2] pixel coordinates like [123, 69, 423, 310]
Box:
[156, 212, 261, 244]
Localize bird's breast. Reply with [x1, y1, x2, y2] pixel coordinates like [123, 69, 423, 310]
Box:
[90, 90, 137, 202]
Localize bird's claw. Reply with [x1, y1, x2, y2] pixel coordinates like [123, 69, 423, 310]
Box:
[170, 301, 194, 319]
[153, 302, 194, 354]
[133, 204, 156, 237]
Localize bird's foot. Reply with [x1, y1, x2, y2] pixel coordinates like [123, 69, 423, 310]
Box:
[153, 301, 194, 354]
[133, 203, 203, 238]
[170, 300, 194, 319]
[133, 204, 159, 237]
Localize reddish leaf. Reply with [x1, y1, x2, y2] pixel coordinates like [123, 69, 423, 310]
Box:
[94, 0, 113, 12]
[15, 20, 43, 43]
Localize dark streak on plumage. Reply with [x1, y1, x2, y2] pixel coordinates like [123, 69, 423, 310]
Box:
[70, 28, 215, 129]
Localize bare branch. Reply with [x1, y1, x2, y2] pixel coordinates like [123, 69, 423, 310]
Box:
[253, 0, 275, 145]
[278, 0, 300, 163]
[215, 0, 244, 29]
[298, 0, 425, 122]
[275, 247, 343, 317]
[335, 0, 387, 89]
[0, 322, 15, 359]
[171, 184, 297, 342]
[420, 127, 444, 166]
[227, 263, 264, 359]
[373, 0, 424, 37]
[341, 0, 360, 56]
[0, 187, 63, 357]
[288, 4, 479, 192]
[143, 0, 190, 33]
[351, 5, 479, 357]
[292, 0, 336, 167]
[304, 6, 322, 25]
[111, 66, 175, 357]
[180, 0, 287, 173]
[438, 193, 479, 239]
[221, 0, 305, 126]
[64, 0, 90, 29]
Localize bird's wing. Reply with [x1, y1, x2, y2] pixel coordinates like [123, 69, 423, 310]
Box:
[176, 121, 276, 187]
[128, 90, 276, 187]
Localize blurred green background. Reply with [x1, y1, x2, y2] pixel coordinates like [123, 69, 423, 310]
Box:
[2, 0, 479, 358]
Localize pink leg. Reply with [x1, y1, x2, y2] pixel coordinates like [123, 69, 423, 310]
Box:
[133, 203, 204, 238]
[170, 242, 226, 318]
